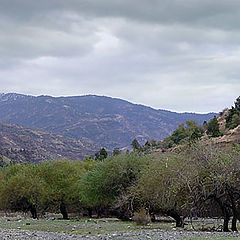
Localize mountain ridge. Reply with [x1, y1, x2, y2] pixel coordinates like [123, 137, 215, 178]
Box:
[0, 93, 216, 150]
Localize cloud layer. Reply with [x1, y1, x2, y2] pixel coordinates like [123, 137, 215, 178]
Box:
[0, 0, 239, 112]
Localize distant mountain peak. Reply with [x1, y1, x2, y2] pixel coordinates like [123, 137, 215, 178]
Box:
[0, 93, 33, 102]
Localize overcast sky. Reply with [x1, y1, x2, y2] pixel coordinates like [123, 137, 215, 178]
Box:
[0, 0, 240, 113]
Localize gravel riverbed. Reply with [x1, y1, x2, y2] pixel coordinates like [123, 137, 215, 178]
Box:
[0, 229, 239, 240]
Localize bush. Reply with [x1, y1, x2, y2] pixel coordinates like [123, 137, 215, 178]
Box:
[132, 208, 151, 225]
[206, 116, 220, 137]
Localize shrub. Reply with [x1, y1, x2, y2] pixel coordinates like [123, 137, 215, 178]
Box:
[132, 208, 151, 225]
[206, 116, 220, 137]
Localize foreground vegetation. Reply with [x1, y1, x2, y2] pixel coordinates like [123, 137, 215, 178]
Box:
[1, 142, 240, 233]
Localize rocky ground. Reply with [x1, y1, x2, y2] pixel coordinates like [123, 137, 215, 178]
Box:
[0, 229, 239, 240]
[0, 215, 239, 240]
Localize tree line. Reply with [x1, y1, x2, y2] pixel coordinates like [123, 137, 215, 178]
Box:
[1, 143, 240, 232]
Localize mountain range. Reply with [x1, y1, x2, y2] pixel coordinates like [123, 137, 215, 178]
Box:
[0, 93, 216, 162]
[0, 93, 215, 149]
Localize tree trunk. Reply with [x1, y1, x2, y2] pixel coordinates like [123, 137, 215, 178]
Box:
[232, 216, 237, 232]
[167, 210, 184, 228]
[96, 207, 103, 218]
[223, 212, 230, 232]
[87, 208, 93, 218]
[29, 205, 37, 219]
[60, 202, 68, 220]
[228, 188, 238, 232]
[213, 196, 230, 232]
[150, 214, 156, 222]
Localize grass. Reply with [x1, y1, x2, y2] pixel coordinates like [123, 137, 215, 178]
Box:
[0, 214, 239, 238]
[0, 217, 141, 235]
[0, 214, 179, 236]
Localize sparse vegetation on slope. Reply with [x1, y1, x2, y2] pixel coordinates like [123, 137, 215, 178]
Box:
[0, 122, 98, 163]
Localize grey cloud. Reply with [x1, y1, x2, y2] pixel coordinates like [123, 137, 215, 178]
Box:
[0, 0, 240, 112]
[2, 0, 240, 28]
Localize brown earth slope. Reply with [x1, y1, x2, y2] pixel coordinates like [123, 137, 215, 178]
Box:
[0, 122, 97, 163]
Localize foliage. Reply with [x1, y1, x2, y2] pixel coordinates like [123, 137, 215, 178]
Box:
[206, 116, 220, 137]
[0, 164, 45, 218]
[0, 156, 7, 168]
[234, 96, 240, 111]
[164, 120, 203, 148]
[0, 160, 91, 219]
[1, 143, 240, 232]
[141, 139, 159, 153]
[95, 148, 108, 161]
[131, 139, 142, 151]
[225, 97, 240, 129]
[112, 148, 121, 156]
[184, 142, 240, 231]
[132, 153, 191, 224]
[78, 154, 149, 210]
[36, 160, 90, 218]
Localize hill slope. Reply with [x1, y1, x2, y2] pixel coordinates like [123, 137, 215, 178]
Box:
[0, 93, 215, 149]
[0, 121, 97, 163]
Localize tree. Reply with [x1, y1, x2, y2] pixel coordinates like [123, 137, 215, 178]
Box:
[207, 116, 220, 137]
[78, 154, 149, 219]
[113, 148, 121, 156]
[95, 148, 108, 161]
[165, 121, 203, 148]
[170, 123, 187, 145]
[131, 139, 142, 151]
[186, 143, 240, 232]
[229, 113, 240, 129]
[185, 120, 203, 141]
[0, 156, 7, 168]
[235, 96, 240, 111]
[225, 97, 240, 129]
[0, 164, 44, 219]
[37, 160, 89, 219]
[132, 153, 191, 227]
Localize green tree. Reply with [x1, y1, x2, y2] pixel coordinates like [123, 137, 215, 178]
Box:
[185, 120, 203, 141]
[225, 97, 240, 129]
[95, 148, 108, 161]
[166, 121, 203, 148]
[113, 148, 121, 156]
[131, 139, 142, 151]
[229, 113, 240, 129]
[37, 160, 89, 219]
[0, 156, 7, 168]
[234, 96, 240, 111]
[78, 154, 149, 219]
[207, 116, 220, 137]
[0, 164, 44, 218]
[132, 153, 191, 227]
[170, 123, 187, 145]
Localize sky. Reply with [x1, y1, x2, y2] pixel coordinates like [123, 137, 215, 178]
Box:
[0, 0, 240, 113]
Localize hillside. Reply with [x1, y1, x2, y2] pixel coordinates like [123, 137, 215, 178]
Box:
[0, 122, 97, 163]
[0, 93, 215, 149]
[214, 107, 240, 146]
